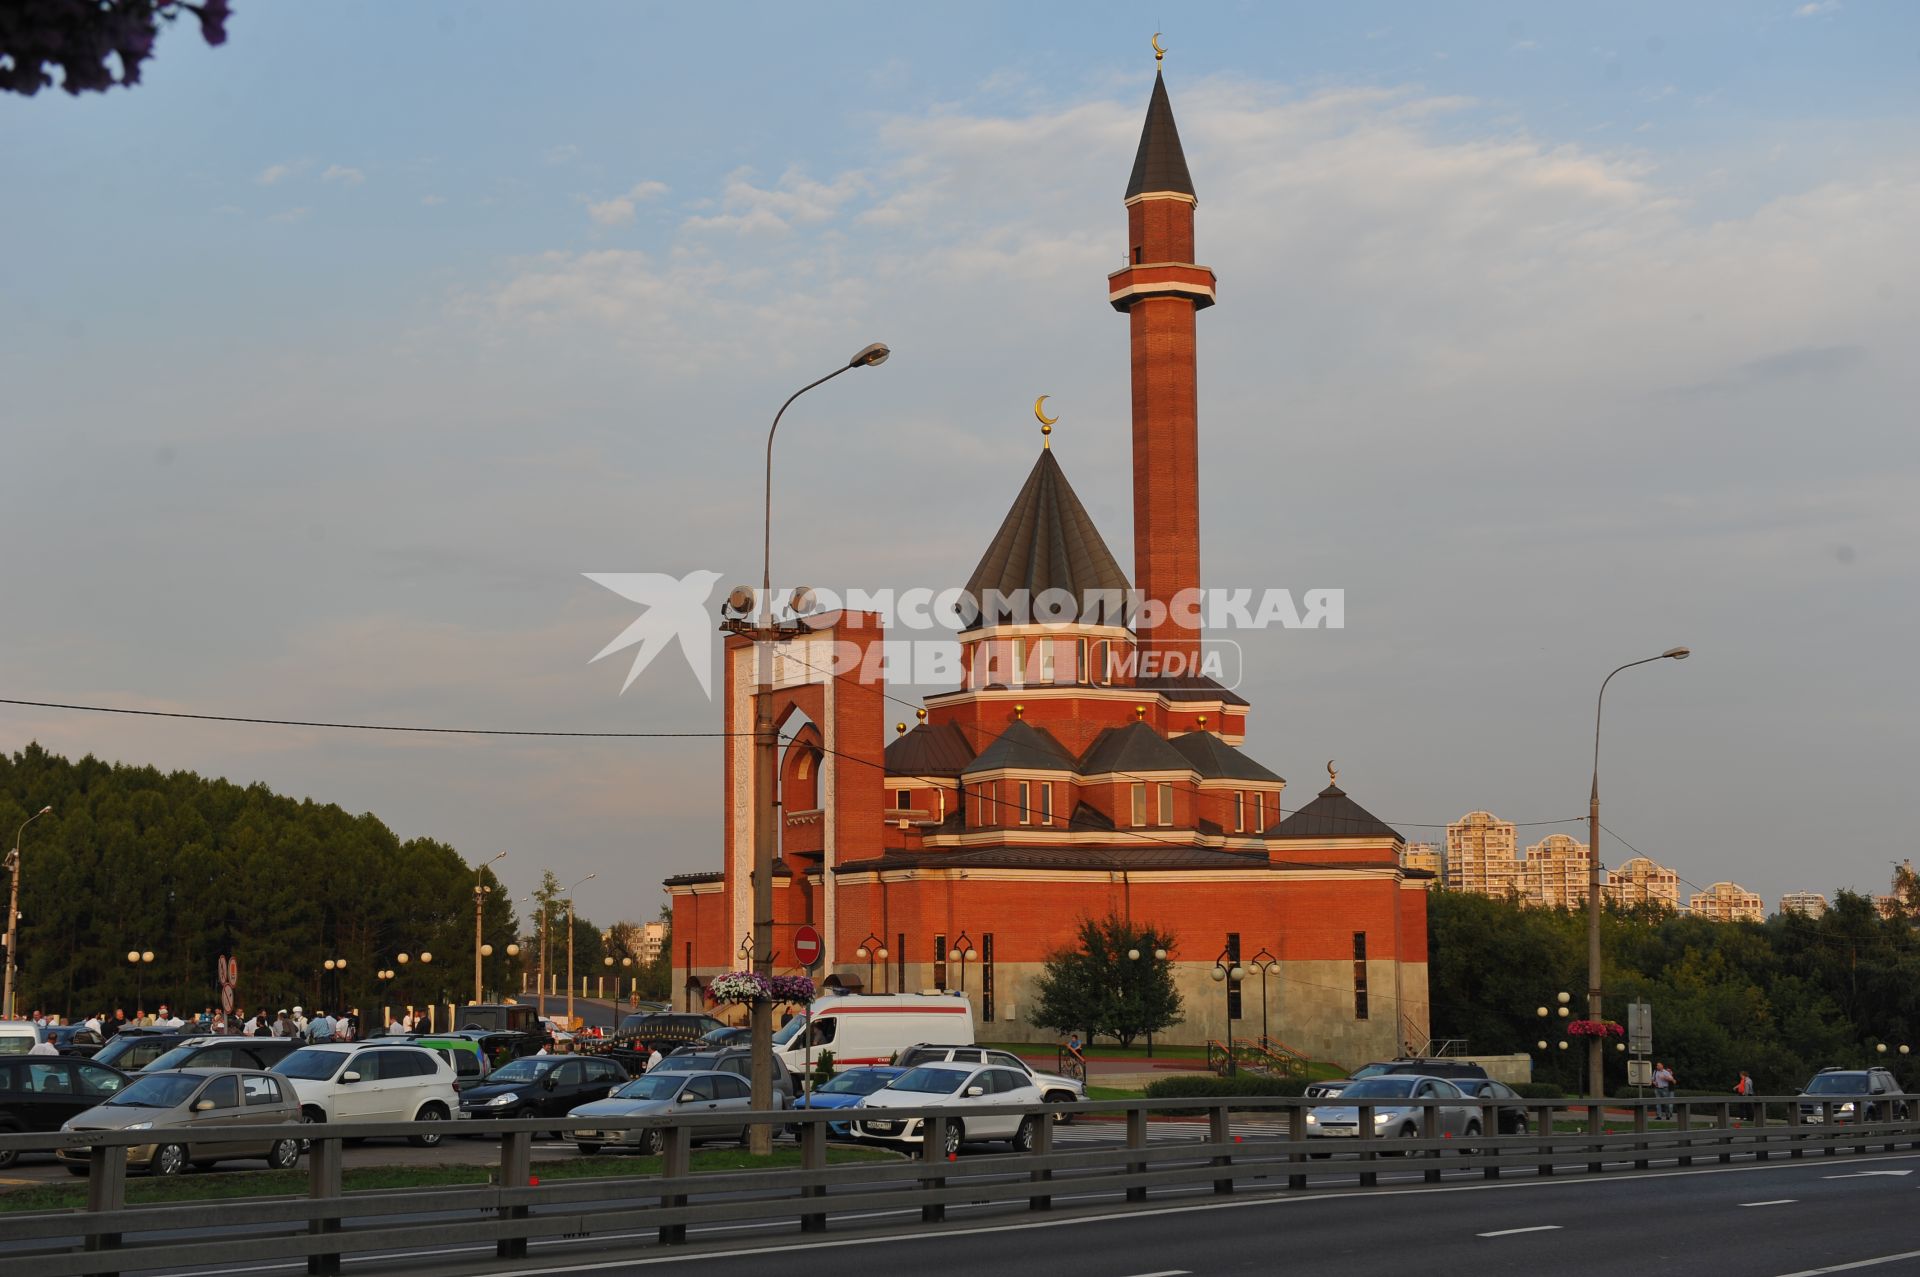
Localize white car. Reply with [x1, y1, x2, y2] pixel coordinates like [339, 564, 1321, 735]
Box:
[849, 1063, 1043, 1156]
[894, 1044, 1086, 1112]
[272, 1043, 461, 1145]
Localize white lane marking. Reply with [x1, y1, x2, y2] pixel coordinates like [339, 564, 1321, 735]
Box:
[1823, 1170, 1912, 1179]
[1477, 1225, 1562, 1238]
[1741, 1199, 1798, 1206]
[1773, 1250, 1920, 1276]
[1117, 1271, 1191, 1276]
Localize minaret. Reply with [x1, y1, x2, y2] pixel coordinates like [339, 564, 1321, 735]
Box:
[1108, 48, 1214, 677]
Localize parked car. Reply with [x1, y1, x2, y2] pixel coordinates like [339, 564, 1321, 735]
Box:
[693, 1026, 754, 1051]
[771, 993, 973, 1072]
[56, 1068, 302, 1177]
[1452, 1078, 1529, 1135]
[0, 1021, 43, 1056]
[138, 1036, 301, 1074]
[614, 1013, 726, 1057]
[647, 1048, 794, 1108]
[0, 1056, 131, 1167]
[1797, 1067, 1910, 1124]
[271, 1044, 459, 1144]
[1305, 1075, 1480, 1150]
[442, 1029, 548, 1073]
[567, 1070, 757, 1155]
[407, 1035, 490, 1085]
[453, 1004, 540, 1034]
[786, 1066, 904, 1138]
[459, 1054, 629, 1124]
[43, 1026, 106, 1058]
[849, 1063, 1043, 1156]
[894, 1044, 1086, 1113]
[1305, 1057, 1491, 1099]
[92, 1031, 204, 1073]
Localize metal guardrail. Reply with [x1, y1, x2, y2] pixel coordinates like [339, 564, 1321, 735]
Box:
[0, 1096, 1915, 1276]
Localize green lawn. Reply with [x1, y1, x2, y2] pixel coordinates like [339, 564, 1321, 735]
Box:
[982, 1041, 1349, 1081]
[0, 1146, 897, 1215]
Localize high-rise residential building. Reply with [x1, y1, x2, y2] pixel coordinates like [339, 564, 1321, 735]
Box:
[636, 920, 667, 966]
[1446, 811, 1518, 896]
[1608, 856, 1682, 911]
[1689, 881, 1765, 923]
[1400, 841, 1442, 881]
[1779, 892, 1828, 919]
[1519, 833, 1592, 909]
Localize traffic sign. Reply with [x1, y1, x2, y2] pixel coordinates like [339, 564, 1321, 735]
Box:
[793, 925, 823, 968]
[1627, 1059, 1653, 1087]
[1628, 1000, 1653, 1054]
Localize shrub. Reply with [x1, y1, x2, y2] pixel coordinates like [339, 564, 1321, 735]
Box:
[1511, 1082, 1569, 1100]
[1143, 1074, 1308, 1100]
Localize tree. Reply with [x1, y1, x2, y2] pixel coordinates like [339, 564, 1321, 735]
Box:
[1, 0, 228, 96]
[1030, 915, 1183, 1049]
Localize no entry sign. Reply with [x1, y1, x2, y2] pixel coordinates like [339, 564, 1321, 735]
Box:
[793, 925, 823, 968]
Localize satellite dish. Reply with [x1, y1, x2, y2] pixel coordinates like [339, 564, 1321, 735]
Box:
[789, 586, 816, 616]
[724, 585, 757, 616]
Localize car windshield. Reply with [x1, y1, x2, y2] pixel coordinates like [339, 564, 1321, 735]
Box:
[613, 1075, 682, 1101]
[817, 1071, 894, 1096]
[1338, 1077, 1420, 1099]
[273, 1049, 347, 1081]
[887, 1067, 967, 1096]
[772, 1016, 806, 1046]
[1454, 1080, 1492, 1095]
[486, 1058, 558, 1083]
[141, 1046, 214, 1072]
[1348, 1064, 1391, 1079]
[104, 1074, 202, 1108]
[1805, 1073, 1868, 1095]
[651, 1054, 717, 1073]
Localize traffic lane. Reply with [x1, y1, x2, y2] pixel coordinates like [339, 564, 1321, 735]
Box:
[489, 1153, 1920, 1277]
[0, 1133, 629, 1185]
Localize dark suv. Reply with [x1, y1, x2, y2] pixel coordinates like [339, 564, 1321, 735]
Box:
[1797, 1067, 1909, 1124]
[138, 1036, 301, 1073]
[458, 1053, 631, 1123]
[1306, 1057, 1491, 1100]
[0, 1056, 131, 1167]
[615, 1013, 726, 1057]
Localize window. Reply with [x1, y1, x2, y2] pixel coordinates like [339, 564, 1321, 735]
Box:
[1131, 784, 1147, 827]
[682, 1076, 718, 1102]
[1010, 639, 1025, 686]
[1353, 931, 1370, 1021]
[1253, 792, 1265, 831]
[243, 1075, 281, 1106]
[982, 932, 995, 1023]
[1095, 641, 1111, 685]
[969, 641, 984, 689]
[1039, 783, 1053, 826]
[974, 784, 988, 826]
[1234, 791, 1245, 832]
[714, 1075, 749, 1099]
[1133, 245, 1143, 264]
[1157, 782, 1174, 827]
[74, 1063, 124, 1097]
[897, 932, 907, 995]
[1076, 638, 1089, 683]
[1018, 781, 1031, 825]
[1036, 639, 1055, 683]
[555, 1061, 582, 1086]
[933, 933, 948, 992]
[590, 1059, 626, 1085]
[1226, 934, 1242, 1020]
[194, 1046, 242, 1068]
[805, 1018, 837, 1047]
[201, 1075, 241, 1109]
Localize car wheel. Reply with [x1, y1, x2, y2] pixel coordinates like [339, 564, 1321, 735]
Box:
[65, 1164, 90, 1177]
[268, 1139, 301, 1170]
[1012, 1116, 1038, 1153]
[1045, 1092, 1077, 1125]
[1386, 1124, 1418, 1155]
[150, 1143, 188, 1177]
[941, 1120, 963, 1158]
[1461, 1122, 1482, 1154]
[637, 1127, 662, 1156]
[0, 1147, 16, 1171]
[576, 1143, 602, 1156]
[409, 1103, 449, 1147]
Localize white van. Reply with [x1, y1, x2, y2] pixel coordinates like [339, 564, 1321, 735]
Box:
[771, 992, 973, 1073]
[0, 1021, 39, 1057]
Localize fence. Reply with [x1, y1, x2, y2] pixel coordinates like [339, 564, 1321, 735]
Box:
[0, 1095, 1915, 1276]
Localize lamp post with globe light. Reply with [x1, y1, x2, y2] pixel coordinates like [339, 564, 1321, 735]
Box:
[472, 851, 506, 1005]
[127, 949, 154, 1016]
[1127, 942, 1170, 1057]
[1211, 947, 1247, 1076]
[948, 932, 978, 996]
[3, 805, 53, 1020]
[856, 934, 888, 993]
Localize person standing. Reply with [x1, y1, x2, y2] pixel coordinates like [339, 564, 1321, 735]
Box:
[307, 1009, 336, 1043]
[105, 1009, 125, 1040]
[1652, 1062, 1676, 1121]
[1734, 1070, 1754, 1120]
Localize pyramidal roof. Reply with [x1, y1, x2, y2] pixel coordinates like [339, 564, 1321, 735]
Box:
[1078, 720, 1197, 777]
[963, 719, 1079, 775]
[1166, 731, 1283, 783]
[1125, 70, 1195, 200]
[1267, 783, 1403, 841]
[962, 448, 1130, 630]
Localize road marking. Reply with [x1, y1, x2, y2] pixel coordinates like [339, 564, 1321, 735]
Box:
[1477, 1225, 1562, 1237]
[1741, 1199, 1798, 1206]
[1117, 1271, 1191, 1276]
[1824, 1170, 1913, 1179]
[1772, 1250, 1920, 1276]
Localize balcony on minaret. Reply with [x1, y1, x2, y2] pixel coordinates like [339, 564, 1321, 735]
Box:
[1107, 259, 1217, 312]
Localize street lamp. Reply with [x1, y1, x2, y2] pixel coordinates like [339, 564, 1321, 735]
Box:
[1210, 947, 1247, 1077]
[3, 805, 52, 1020]
[719, 341, 891, 1157]
[1586, 646, 1689, 1100]
[1248, 948, 1279, 1048]
[1127, 942, 1170, 1057]
[126, 948, 154, 1016]
[562, 874, 595, 1029]
[856, 933, 888, 993]
[473, 850, 506, 1006]
[948, 931, 978, 995]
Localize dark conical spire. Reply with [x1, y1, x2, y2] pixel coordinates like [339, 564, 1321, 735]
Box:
[1125, 70, 1195, 200]
[961, 448, 1131, 630]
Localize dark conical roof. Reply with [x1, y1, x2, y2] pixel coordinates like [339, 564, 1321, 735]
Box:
[1266, 783, 1403, 841]
[1167, 731, 1284, 783]
[963, 719, 1079, 775]
[1078, 721, 1197, 777]
[961, 448, 1130, 630]
[884, 722, 975, 777]
[1125, 70, 1195, 200]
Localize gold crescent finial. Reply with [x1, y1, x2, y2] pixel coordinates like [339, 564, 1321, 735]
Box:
[1152, 32, 1166, 63]
[1327, 759, 1339, 786]
[1034, 395, 1057, 449]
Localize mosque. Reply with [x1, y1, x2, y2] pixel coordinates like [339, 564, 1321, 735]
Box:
[667, 56, 1430, 1063]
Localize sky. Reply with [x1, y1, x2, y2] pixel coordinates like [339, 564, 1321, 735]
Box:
[2, 2, 1916, 923]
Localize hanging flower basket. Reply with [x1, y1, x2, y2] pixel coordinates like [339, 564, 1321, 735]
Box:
[1566, 1019, 1624, 1038]
[769, 974, 816, 1005]
[707, 971, 773, 1006]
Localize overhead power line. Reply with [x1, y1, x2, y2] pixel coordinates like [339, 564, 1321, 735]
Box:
[0, 697, 746, 740]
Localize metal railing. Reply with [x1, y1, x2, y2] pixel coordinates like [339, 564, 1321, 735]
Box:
[0, 1095, 1914, 1276]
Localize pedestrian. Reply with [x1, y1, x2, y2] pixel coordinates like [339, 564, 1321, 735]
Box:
[291, 1006, 309, 1036]
[646, 1047, 663, 1072]
[84, 1012, 102, 1035]
[155, 1005, 182, 1030]
[307, 1009, 336, 1043]
[1652, 1061, 1676, 1120]
[29, 1035, 58, 1056]
[274, 1010, 295, 1037]
[1735, 1070, 1754, 1120]
[388, 1012, 407, 1037]
[106, 1009, 125, 1040]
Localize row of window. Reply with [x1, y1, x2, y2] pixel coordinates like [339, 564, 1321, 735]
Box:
[953, 780, 1268, 832]
[965, 637, 1122, 689]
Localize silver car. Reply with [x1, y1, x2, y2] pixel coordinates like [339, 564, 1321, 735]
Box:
[566, 1070, 754, 1155]
[57, 1068, 303, 1176]
[1304, 1075, 1480, 1149]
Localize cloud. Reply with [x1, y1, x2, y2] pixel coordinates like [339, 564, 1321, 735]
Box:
[268, 207, 310, 223]
[256, 163, 296, 185]
[420, 194, 445, 206]
[1794, 0, 1840, 14]
[546, 143, 582, 164]
[585, 181, 669, 227]
[322, 165, 366, 186]
[680, 167, 867, 235]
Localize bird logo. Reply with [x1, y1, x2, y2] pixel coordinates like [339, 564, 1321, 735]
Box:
[584, 569, 725, 697]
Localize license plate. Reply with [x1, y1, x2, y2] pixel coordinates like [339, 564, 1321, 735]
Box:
[572, 1130, 603, 1140]
[1320, 1126, 1356, 1137]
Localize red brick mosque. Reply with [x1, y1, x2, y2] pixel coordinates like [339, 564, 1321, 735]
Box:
[668, 61, 1431, 1062]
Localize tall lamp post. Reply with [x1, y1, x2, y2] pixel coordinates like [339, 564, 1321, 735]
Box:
[948, 932, 978, 996]
[1248, 948, 1279, 1047]
[3, 805, 52, 1020]
[1210, 947, 1246, 1077]
[126, 949, 154, 1017]
[1586, 647, 1689, 1100]
[718, 341, 891, 1157]
[856, 933, 888, 993]
[1127, 942, 1169, 1058]
[562, 874, 595, 1029]
[473, 851, 506, 1005]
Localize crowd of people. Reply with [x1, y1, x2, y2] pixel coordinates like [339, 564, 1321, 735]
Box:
[19, 1004, 401, 1043]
